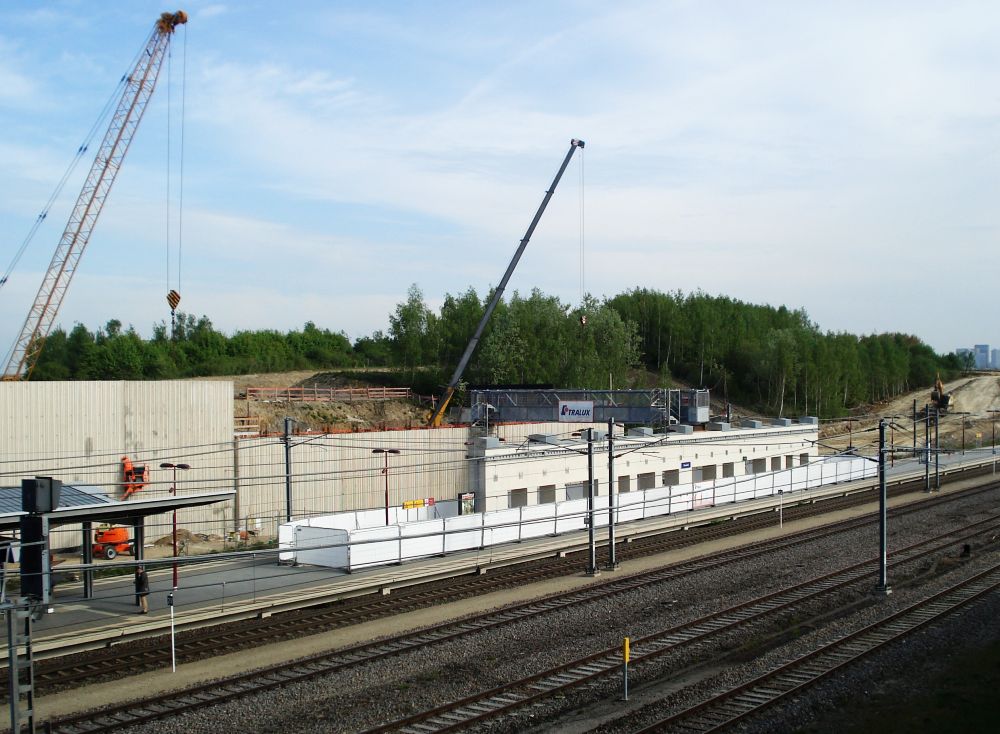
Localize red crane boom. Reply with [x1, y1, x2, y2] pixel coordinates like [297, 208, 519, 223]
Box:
[3, 10, 188, 380]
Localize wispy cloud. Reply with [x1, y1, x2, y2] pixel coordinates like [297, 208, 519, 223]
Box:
[2, 0, 999, 354]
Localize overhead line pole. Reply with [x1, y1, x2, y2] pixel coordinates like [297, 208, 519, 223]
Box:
[606, 418, 619, 571]
[586, 427, 599, 577]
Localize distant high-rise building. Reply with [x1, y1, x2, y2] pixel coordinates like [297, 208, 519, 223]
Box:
[974, 344, 990, 369]
[993, 348, 1000, 370]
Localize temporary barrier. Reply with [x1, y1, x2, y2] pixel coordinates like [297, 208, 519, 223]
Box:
[279, 455, 875, 571]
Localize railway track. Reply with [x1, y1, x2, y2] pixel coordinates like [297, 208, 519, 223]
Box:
[12, 473, 994, 701]
[42, 501, 1000, 733]
[630, 562, 1000, 733]
[360, 517, 1000, 734]
[21, 474, 984, 697]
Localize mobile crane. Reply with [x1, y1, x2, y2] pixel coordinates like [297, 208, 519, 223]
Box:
[2, 11, 188, 380]
[428, 139, 585, 426]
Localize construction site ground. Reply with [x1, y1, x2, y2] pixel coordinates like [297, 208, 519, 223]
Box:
[193, 369, 431, 434]
[195, 369, 1000, 450]
[822, 373, 1000, 453]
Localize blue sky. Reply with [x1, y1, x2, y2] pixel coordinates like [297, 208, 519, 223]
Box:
[1, 0, 998, 360]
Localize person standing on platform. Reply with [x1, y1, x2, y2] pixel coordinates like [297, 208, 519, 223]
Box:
[135, 566, 150, 614]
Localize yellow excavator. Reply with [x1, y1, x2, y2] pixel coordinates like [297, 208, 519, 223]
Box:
[931, 373, 953, 414]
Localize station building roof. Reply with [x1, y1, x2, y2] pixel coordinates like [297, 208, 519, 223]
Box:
[0, 484, 235, 532]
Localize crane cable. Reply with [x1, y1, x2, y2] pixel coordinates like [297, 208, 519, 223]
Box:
[0, 31, 158, 294]
[579, 144, 585, 308]
[0, 77, 130, 291]
[165, 25, 188, 337]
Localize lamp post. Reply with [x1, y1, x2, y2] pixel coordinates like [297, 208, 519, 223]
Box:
[159, 462, 190, 589]
[958, 412, 972, 455]
[372, 449, 400, 525]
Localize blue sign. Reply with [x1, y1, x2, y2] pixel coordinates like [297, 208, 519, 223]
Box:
[681, 461, 691, 469]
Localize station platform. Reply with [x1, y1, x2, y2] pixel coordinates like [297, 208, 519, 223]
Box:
[12, 450, 1000, 659]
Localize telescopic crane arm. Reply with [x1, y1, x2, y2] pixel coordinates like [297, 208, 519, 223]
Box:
[2, 11, 188, 380]
[428, 138, 585, 426]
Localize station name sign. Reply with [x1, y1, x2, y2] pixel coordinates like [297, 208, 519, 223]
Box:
[558, 400, 595, 422]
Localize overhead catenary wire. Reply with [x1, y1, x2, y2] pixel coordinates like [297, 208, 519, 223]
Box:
[0, 85, 128, 292]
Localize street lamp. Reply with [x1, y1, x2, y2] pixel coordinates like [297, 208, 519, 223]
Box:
[160, 462, 190, 589]
[372, 449, 400, 526]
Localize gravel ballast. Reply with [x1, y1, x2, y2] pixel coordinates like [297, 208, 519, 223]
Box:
[77, 485, 1000, 734]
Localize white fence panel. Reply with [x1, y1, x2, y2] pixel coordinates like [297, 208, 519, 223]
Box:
[790, 466, 808, 492]
[520, 504, 556, 539]
[484, 509, 522, 546]
[356, 509, 386, 529]
[617, 492, 644, 523]
[443, 514, 483, 553]
[555, 498, 587, 534]
[670, 485, 694, 513]
[347, 526, 400, 569]
[693, 482, 714, 509]
[714, 477, 736, 504]
[400, 519, 445, 562]
[753, 476, 773, 498]
[278, 519, 307, 562]
[295, 525, 349, 568]
[643, 487, 670, 518]
[733, 476, 755, 503]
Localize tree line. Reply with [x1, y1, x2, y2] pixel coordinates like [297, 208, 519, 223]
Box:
[29, 286, 965, 418]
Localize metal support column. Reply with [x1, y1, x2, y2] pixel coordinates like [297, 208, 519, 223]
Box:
[133, 517, 145, 607]
[924, 405, 930, 492]
[586, 428, 599, 577]
[877, 419, 890, 596]
[605, 418, 619, 571]
[6, 601, 35, 734]
[934, 408, 940, 490]
[82, 521, 93, 599]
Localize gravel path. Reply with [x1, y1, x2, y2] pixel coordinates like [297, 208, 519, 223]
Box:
[99, 484, 1000, 734]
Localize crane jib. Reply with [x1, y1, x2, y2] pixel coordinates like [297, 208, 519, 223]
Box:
[2, 12, 187, 380]
[429, 139, 585, 426]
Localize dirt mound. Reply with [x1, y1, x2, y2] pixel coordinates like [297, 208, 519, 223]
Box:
[190, 369, 431, 432]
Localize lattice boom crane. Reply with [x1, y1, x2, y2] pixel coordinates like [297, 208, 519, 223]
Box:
[2, 10, 188, 380]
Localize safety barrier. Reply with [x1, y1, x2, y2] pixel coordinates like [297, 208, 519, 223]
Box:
[281, 455, 876, 571]
[246, 386, 413, 402]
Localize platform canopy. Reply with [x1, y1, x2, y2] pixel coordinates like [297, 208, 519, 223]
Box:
[0, 483, 235, 531]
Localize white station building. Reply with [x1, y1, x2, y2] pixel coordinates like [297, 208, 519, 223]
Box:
[469, 419, 820, 513]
